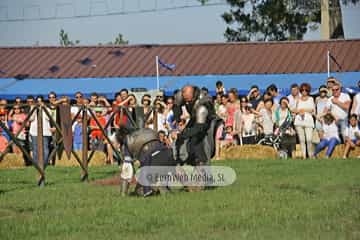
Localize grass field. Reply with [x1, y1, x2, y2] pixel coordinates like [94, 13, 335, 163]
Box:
[1, 159, 360, 240]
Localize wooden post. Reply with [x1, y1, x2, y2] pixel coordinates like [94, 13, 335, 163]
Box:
[81, 106, 89, 181]
[37, 105, 45, 186]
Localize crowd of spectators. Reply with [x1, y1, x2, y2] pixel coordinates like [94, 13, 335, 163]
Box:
[0, 77, 359, 167]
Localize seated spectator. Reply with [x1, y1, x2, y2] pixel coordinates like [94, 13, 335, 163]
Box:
[314, 113, 340, 158]
[351, 90, 360, 117]
[343, 114, 360, 159]
[220, 125, 235, 148]
[323, 80, 351, 140]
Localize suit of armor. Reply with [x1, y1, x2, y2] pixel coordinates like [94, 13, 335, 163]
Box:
[176, 87, 216, 165]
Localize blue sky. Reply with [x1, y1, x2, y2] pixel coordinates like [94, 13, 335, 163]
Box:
[0, 0, 359, 46]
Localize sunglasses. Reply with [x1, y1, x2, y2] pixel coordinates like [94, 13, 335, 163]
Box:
[48, 96, 56, 99]
[332, 88, 340, 92]
[300, 89, 309, 92]
[75, 95, 83, 98]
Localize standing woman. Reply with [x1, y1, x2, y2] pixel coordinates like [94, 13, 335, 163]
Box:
[294, 83, 315, 159]
[226, 88, 240, 127]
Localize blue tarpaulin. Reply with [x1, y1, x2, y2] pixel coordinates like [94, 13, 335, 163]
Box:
[0, 72, 359, 100]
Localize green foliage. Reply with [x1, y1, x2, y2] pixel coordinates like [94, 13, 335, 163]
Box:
[59, 29, 80, 46]
[1, 159, 360, 239]
[222, 0, 320, 41]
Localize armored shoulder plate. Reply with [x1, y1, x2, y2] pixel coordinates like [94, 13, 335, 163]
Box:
[196, 105, 208, 124]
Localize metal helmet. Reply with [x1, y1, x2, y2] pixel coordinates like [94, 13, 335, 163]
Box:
[125, 128, 159, 158]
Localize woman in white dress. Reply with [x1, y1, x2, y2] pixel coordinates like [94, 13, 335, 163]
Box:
[294, 83, 315, 159]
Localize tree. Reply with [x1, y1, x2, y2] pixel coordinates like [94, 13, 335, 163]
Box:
[112, 34, 129, 45]
[59, 29, 80, 46]
[222, 0, 359, 41]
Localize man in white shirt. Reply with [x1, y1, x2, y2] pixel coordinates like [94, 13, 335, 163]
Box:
[323, 81, 351, 140]
[29, 96, 54, 170]
[287, 83, 300, 112]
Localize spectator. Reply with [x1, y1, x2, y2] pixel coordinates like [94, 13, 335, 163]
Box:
[260, 98, 274, 137]
[214, 93, 222, 113]
[241, 103, 257, 144]
[343, 114, 360, 159]
[266, 84, 281, 106]
[247, 85, 262, 110]
[15, 96, 22, 105]
[89, 92, 99, 106]
[0, 132, 8, 153]
[89, 107, 107, 152]
[315, 85, 329, 130]
[71, 91, 84, 119]
[24, 95, 35, 114]
[287, 84, 300, 112]
[351, 90, 360, 117]
[326, 77, 336, 97]
[314, 113, 340, 158]
[226, 88, 240, 127]
[216, 94, 228, 122]
[9, 105, 27, 154]
[294, 83, 315, 159]
[29, 96, 53, 168]
[113, 90, 131, 128]
[220, 125, 235, 148]
[323, 80, 351, 140]
[216, 80, 226, 95]
[72, 116, 83, 151]
[164, 96, 176, 131]
[274, 97, 296, 157]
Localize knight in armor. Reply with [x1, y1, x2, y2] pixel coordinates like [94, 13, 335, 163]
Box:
[175, 85, 217, 166]
[116, 127, 176, 197]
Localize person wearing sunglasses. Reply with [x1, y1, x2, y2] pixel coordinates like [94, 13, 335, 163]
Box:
[294, 83, 315, 159]
[323, 81, 351, 140]
[315, 85, 329, 131]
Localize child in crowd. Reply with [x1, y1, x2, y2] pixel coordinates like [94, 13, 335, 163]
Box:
[72, 116, 83, 151]
[89, 107, 107, 151]
[343, 114, 360, 158]
[221, 125, 235, 148]
[314, 113, 340, 158]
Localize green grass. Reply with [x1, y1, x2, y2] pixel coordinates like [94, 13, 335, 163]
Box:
[1, 159, 360, 240]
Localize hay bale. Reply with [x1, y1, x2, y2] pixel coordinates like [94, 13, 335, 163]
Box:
[55, 151, 106, 167]
[316, 144, 360, 158]
[0, 153, 25, 169]
[220, 145, 277, 160]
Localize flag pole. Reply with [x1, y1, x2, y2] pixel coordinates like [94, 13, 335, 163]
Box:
[327, 50, 330, 77]
[156, 55, 160, 90]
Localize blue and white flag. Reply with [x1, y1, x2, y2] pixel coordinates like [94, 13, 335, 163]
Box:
[158, 58, 176, 71]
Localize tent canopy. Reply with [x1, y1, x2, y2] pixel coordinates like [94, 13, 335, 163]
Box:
[0, 72, 359, 100]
